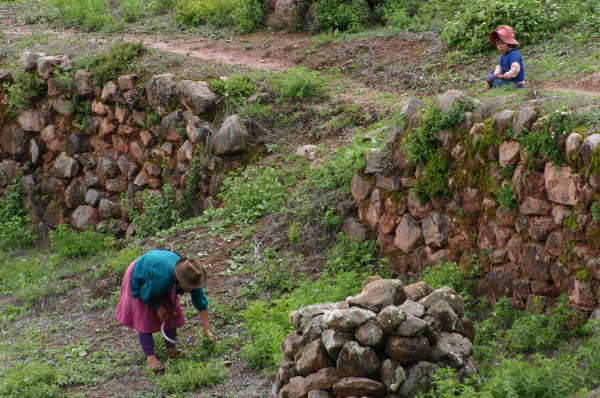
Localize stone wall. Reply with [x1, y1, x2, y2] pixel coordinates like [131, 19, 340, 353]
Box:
[0, 52, 259, 236]
[346, 90, 600, 313]
[270, 277, 476, 398]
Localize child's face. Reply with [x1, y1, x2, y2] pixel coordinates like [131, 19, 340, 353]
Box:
[495, 39, 510, 54]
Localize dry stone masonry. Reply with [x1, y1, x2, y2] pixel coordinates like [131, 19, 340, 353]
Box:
[347, 89, 600, 314]
[270, 277, 476, 398]
[0, 52, 265, 236]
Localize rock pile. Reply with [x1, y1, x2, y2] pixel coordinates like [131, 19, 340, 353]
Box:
[270, 277, 476, 398]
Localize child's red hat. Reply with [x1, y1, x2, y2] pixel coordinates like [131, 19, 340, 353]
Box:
[490, 25, 519, 46]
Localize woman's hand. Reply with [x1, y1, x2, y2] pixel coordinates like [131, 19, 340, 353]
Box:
[157, 306, 168, 322]
[203, 330, 217, 342]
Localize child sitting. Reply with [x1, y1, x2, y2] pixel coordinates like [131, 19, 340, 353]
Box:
[482, 25, 525, 92]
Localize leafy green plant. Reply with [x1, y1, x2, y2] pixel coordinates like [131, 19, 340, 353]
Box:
[49, 225, 115, 259]
[518, 107, 572, 168]
[218, 165, 291, 225]
[421, 261, 476, 301]
[495, 184, 516, 208]
[0, 363, 63, 398]
[3, 70, 46, 117]
[209, 73, 256, 108]
[325, 233, 389, 275]
[311, 0, 370, 33]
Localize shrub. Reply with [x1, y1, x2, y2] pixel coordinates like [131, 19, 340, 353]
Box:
[49, 224, 115, 259]
[411, 150, 450, 201]
[121, 184, 181, 238]
[233, 0, 270, 33]
[375, 0, 417, 28]
[441, 0, 559, 53]
[311, 0, 370, 33]
[218, 165, 291, 225]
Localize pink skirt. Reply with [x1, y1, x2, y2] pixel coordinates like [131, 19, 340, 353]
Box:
[115, 261, 186, 333]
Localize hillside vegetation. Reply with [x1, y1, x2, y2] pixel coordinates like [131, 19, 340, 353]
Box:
[1, 0, 600, 397]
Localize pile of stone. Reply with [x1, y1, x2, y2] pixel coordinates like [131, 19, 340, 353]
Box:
[270, 277, 477, 398]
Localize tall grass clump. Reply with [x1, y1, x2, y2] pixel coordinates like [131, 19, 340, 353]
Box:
[48, 0, 116, 31]
[232, 0, 270, 33]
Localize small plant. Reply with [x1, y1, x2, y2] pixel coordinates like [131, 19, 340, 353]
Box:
[3, 70, 46, 117]
[209, 74, 256, 108]
[49, 224, 115, 259]
[0, 178, 35, 250]
[495, 184, 516, 208]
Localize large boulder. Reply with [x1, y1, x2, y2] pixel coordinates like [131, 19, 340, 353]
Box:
[209, 115, 251, 155]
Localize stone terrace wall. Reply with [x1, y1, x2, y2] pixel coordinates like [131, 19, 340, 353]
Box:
[270, 277, 476, 398]
[0, 52, 262, 236]
[346, 90, 600, 313]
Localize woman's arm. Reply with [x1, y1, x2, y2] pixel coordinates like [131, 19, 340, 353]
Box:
[199, 310, 216, 341]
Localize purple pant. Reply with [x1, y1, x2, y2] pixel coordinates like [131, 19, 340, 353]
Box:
[138, 329, 177, 356]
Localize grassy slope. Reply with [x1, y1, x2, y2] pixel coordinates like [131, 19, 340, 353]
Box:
[2, 2, 600, 397]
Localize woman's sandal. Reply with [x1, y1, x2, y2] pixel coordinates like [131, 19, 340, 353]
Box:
[167, 348, 183, 359]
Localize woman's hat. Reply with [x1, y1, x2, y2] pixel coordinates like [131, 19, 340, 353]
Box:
[174, 258, 207, 289]
[490, 25, 519, 46]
